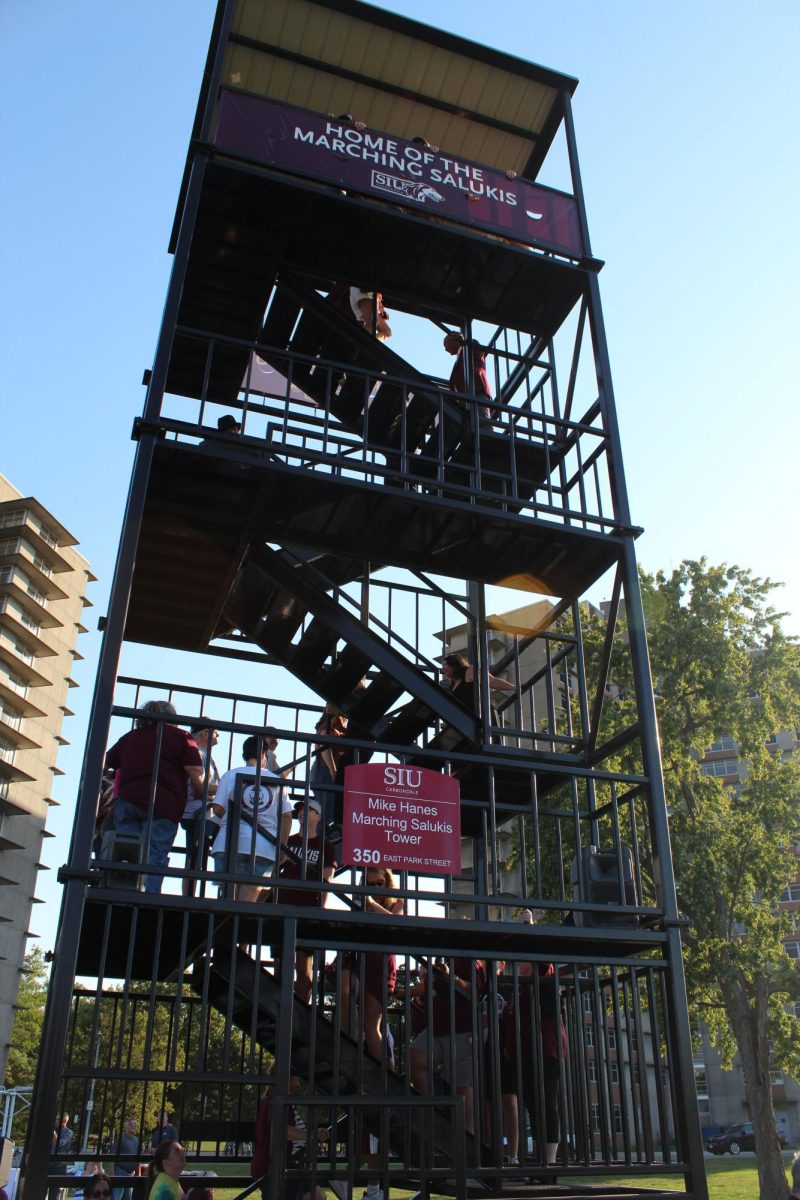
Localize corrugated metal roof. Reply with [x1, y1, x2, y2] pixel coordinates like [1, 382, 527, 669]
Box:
[223, 0, 573, 177]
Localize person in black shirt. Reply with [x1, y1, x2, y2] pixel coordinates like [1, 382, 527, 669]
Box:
[277, 798, 336, 1002]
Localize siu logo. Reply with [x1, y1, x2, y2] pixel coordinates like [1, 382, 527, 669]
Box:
[371, 171, 444, 204]
[384, 766, 422, 788]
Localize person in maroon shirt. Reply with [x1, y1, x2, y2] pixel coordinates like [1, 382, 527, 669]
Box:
[341, 867, 404, 1063]
[276, 797, 337, 1001]
[104, 700, 204, 893]
[443, 331, 493, 420]
[501, 961, 567, 1172]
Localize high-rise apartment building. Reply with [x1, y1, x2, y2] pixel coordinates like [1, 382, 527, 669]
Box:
[0, 475, 93, 1079]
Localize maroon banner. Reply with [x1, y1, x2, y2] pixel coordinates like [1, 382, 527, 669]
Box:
[215, 89, 583, 257]
[342, 764, 461, 875]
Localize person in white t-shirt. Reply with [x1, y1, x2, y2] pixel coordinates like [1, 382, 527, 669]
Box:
[349, 287, 391, 340]
[211, 734, 292, 900]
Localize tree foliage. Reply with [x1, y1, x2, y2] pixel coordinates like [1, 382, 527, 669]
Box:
[581, 560, 800, 1200]
[59, 983, 267, 1154]
[620, 563, 799, 1062]
[5, 947, 49, 1089]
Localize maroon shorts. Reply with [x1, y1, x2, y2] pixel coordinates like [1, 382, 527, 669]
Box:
[343, 951, 397, 999]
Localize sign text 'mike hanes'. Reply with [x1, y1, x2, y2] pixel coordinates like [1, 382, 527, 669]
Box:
[294, 122, 519, 203]
[351, 794, 454, 844]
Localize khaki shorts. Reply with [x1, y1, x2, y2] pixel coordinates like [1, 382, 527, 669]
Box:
[412, 1028, 474, 1088]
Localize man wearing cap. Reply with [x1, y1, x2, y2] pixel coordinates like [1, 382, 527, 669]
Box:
[180, 723, 220, 896]
[105, 700, 204, 894]
[217, 413, 242, 434]
[277, 796, 337, 1001]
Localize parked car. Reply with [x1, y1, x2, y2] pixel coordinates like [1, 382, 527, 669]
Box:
[706, 1122, 787, 1155]
[701, 1125, 726, 1148]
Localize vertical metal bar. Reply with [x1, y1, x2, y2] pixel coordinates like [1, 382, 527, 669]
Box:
[561, 90, 593, 260]
[622, 540, 706, 1186]
[634, 967, 659, 1161]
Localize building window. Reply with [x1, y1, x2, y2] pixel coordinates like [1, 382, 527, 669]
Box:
[588, 1060, 597, 1083]
[694, 1066, 708, 1093]
[0, 702, 22, 731]
[10, 640, 34, 665]
[785, 941, 800, 960]
[0, 597, 41, 636]
[610, 1063, 619, 1084]
[583, 992, 593, 1012]
[586, 1026, 594, 1047]
[613, 1104, 623, 1135]
[779, 883, 800, 903]
[0, 510, 26, 530]
[591, 1104, 600, 1134]
[0, 668, 28, 697]
[31, 552, 52, 577]
[701, 758, 739, 777]
[36, 522, 58, 549]
[709, 736, 736, 752]
[697, 1096, 711, 1114]
[0, 736, 16, 764]
[608, 1029, 617, 1050]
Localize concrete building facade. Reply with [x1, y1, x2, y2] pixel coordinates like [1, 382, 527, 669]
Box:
[0, 475, 93, 1080]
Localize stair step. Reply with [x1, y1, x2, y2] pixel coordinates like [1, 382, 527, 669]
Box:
[260, 286, 303, 349]
[322, 644, 373, 702]
[193, 948, 484, 1168]
[380, 697, 436, 746]
[254, 590, 307, 657]
[362, 378, 407, 438]
[279, 547, 370, 594]
[348, 672, 406, 728]
[290, 618, 341, 678]
[258, 277, 466, 452]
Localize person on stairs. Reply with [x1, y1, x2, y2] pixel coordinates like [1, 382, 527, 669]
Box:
[276, 795, 337, 1001]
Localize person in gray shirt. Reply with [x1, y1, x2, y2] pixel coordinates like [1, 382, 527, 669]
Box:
[112, 1117, 140, 1200]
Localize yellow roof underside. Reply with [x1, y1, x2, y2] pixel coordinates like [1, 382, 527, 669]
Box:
[225, 0, 563, 176]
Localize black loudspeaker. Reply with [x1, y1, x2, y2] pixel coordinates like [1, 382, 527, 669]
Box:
[99, 830, 146, 890]
[571, 844, 639, 927]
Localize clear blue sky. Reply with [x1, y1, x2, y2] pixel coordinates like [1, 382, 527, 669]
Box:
[2, 0, 798, 949]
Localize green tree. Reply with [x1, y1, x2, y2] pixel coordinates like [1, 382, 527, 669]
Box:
[582, 560, 800, 1200]
[62, 982, 267, 1155]
[5, 947, 49, 1089]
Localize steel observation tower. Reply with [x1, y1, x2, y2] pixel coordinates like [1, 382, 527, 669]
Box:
[26, 3, 707, 1199]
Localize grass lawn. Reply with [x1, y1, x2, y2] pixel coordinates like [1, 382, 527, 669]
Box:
[572, 1153, 796, 1199]
[193, 1153, 796, 1198]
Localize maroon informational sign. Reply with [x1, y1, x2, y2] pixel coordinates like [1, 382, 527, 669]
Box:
[342, 763, 461, 875]
[215, 89, 583, 257]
